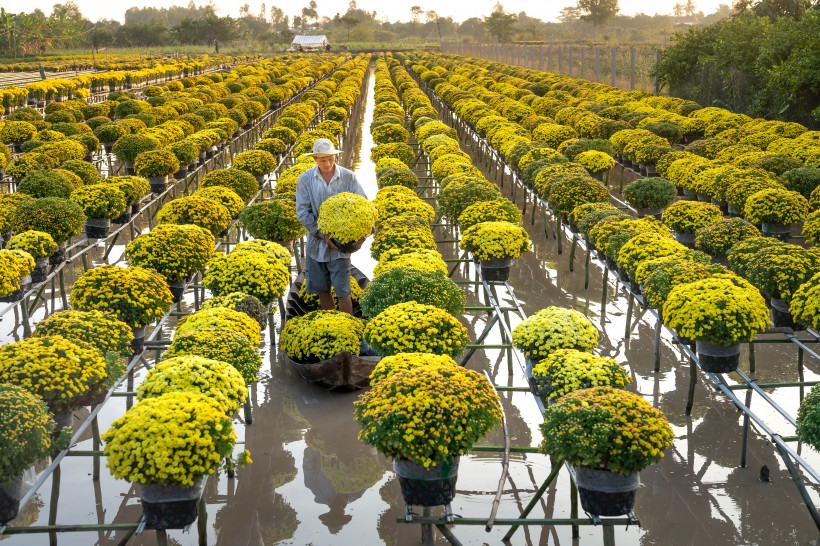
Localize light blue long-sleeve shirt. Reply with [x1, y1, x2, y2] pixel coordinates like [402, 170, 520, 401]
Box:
[295, 164, 366, 262]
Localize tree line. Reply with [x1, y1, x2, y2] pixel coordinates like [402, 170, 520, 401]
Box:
[652, 1, 820, 126]
[1, 0, 735, 55]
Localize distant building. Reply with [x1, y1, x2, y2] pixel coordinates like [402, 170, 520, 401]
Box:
[290, 35, 330, 52]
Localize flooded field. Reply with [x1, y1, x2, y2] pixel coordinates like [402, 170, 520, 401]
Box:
[2, 61, 819, 546]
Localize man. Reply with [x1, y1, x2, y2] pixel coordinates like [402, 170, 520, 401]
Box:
[295, 138, 367, 315]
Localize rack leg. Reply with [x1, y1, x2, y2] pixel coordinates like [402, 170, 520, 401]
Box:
[749, 342, 756, 374]
[624, 293, 634, 340]
[570, 479, 579, 539]
[603, 525, 616, 546]
[502, 461, 562, 542]
[92, 416, 101, 480]
[653, 319, 662, 373]
[421, 506, 434, 545]
[776, 442, 820, 532]
[799, 347, 805, 402]
[686, 357, 697, 416]
[740, 388, 753, 467]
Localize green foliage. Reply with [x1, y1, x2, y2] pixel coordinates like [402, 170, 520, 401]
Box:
[360, 267, 465, 318]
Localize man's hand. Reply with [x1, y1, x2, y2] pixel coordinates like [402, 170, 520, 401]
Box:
[352, 236, 366, 251]
[323, 233, 339, 251]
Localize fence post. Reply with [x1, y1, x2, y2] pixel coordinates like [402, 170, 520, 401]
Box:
[654, 48, 661, 95]
[630, 46, 636, 90]
[595, 46, 601, 82]
[581, 46, 586, 79]
[558, 46, 562, 74]
[611, 47, 617, 87]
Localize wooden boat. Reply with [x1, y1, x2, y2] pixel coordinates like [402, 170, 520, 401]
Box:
[283, 265, 378, 391]
[284, 351, 380, 392]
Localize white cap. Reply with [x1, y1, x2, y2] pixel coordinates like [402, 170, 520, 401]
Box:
[307, 138, 342, 156]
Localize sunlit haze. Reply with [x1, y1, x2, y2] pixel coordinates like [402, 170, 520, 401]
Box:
[2, 0, 728, 24]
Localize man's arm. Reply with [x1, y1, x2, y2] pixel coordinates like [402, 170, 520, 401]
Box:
[295, 176, 320, 238]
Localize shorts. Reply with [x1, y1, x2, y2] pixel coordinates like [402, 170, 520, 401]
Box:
[305, 256, 352, 297]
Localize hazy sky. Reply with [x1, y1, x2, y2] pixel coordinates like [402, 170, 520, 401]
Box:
[3, 0, 727, 23]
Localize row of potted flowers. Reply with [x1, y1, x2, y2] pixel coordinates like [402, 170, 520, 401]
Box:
[0, 54, 370, 526]
[401, 50, 820, 519]
[0, 53, 267, 112]
[433, 52, 816, 231]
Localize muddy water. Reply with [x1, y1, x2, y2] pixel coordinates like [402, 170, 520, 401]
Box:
[4, 64, 820, 546]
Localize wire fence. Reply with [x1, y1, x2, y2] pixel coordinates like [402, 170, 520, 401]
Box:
[441, 42, 662, 95]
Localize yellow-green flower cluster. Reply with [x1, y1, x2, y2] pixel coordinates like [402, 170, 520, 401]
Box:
[746, 244, 816, 301]
[373, 248, 448, 277]
[744, 188, 808, 225]
[374, 191, 435, 223]
[590, 217, 669, 260]
[232, 149, 277, 176]
[364, 301, 469, 358]
[194, 186, 245, 218]
[458, 199, 523, 230]
[662, 200, 723, 235]
[663, 275, 770, 345]
[280, 310, 365, 361]
[239, 199, 306, 242]
[728, 234, 782, 273]
[126, 224, 215, 282]
[199, 291, 267, 330]
[164, 329, 262, 385]
[69, 265, 173, 327]
[790, 272, 820, 330]
[11, 197, 85, 244]
[437, 178, 501, 221]
[797, 384, 820, 450]
[361, 266, 465, 318]
[274, 162, 313, 195]
[615, 232, 684, 279]
[547, 176, 610, 218]
[460, 221, 531, 261]
[695, 218, 761, 259]
[204, 250, 290, 305]
[512, 306, 599, 361]
[33, 309, 133, 357]
[532, 349, 630, 401]
[371, 214, 436, 260]
[540, 386, 674, 475]
[0, 384, 56, 480]
[234, 239, 291, 269]
[642, 257, 724, 309]
[0, 335, 107, 413]
[0, 249, 35, 295]
[368, 352, 459, 386]
[299, 276, 362, 308]
[200, 169, 259, 202]
[725, 174, 783, 210]
[317, 192, 378, 244]
[138, 355, 247, 414]
[6, 230, 57, 260]
[176, 307, 261, 347]
[354, 366, 502, 468]
[575, 150, 615, 173]
[157, 196, 232, 237]
[133, 149, 180, 178]
[102, 392, 239, 486]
